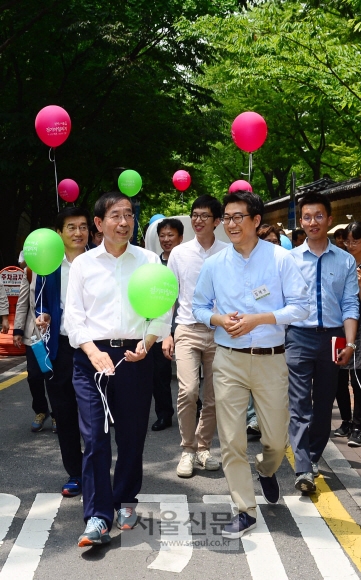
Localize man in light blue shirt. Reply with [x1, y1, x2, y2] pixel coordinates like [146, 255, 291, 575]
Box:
[286, 192, 359, 493]
[192, 191, 309, 540]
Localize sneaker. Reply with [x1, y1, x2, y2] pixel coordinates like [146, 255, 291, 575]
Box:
[195, 450, 220, 471]
[176, 452, 195, 478]
[51, 418, 57, 434]
[247, 421, 261, 438]
[62, 476, 82, 497]
[258, 473, 280, 504]
[78, 517, 110, 547]
[116, 507, 138, 530]
[311, 461, 319, 477]
[334, 420, 352, 437]
[348, 429, 361, 447]
[31, 411, 49, 432]
[222, 512, 257, 539]
[295, 472, 316, 493]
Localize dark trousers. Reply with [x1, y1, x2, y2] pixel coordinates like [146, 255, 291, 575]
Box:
[152, 341, 174, 421]
[335, 369, 351, 421]
[47, 335, 83, 477]
[73, 342, 153, 530]
[25, 345, 50, 415]
[286, 326, 343, 474]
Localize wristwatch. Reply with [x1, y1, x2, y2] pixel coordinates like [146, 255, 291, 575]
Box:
[346, 343, 357, 350]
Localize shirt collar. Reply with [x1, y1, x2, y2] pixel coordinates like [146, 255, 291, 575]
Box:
[94, 240, 136, 258]
[192, 235, 217, 253]
[300, 238, 335, 256]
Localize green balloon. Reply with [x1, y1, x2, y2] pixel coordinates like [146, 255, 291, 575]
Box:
[118, 169, 142, 197]
[23, 228, 64, 276]
[128, 263, 178, 319]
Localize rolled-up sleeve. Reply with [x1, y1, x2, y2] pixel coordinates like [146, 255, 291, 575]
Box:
[273, 253, 310, 325]
[341, 259, 359, 322]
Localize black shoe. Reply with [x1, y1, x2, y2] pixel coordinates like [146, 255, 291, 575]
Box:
[334, 420, 352, 437]
[258, 473, 280, 504]
[348, 428, 361, 447]
[222, 512, 257, 539]
[151, 418, 172, 431]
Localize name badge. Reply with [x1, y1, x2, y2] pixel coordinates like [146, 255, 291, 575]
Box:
[252, 284, 270, 300]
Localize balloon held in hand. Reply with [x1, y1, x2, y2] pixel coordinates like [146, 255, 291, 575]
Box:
[128, 263, 178, 319]
[23, 229, 64, 275]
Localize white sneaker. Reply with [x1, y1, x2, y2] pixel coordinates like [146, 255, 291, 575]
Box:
[195, 450, 220, 471]
[177, 452, 195, 477]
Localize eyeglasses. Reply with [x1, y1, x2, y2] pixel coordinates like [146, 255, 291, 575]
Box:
[344, 239, 361, 247]
[104, 213, 134, 223]
[190, 212, 213, 222]
[65, 225, 88, 232]
[301, 214, 325, 224]
[221, 213, 250, 225]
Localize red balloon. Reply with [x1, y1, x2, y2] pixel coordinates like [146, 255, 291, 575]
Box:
[228, 180, 253, 193]
[172, 170, 191, 192]
[58, 179, 79, 203]
[35, 105, 71, 147]
[231, 112, 267, 153]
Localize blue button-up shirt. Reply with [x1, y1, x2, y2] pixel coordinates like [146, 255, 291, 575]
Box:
[290, 239, 359, 328]
[192, 239, 310, 348]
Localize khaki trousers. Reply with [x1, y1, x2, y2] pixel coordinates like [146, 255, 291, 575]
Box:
[174, 323, 217, 453]
[213, 346, 289, 519]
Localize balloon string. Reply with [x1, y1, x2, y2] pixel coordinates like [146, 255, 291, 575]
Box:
[49, 148, 59, 212]
[249, 153, 253, 182]
[94, 357, 126, 433]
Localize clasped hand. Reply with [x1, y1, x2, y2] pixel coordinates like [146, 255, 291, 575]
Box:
[219, 311, 260, 338]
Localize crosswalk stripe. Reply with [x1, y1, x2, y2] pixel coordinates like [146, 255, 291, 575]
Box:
[0, 494, 20, 546]
[284, 495, 359, 579]
[203, 495, 288, 580]
[137, 494, 192, 573]
[0, 494, 62, 580]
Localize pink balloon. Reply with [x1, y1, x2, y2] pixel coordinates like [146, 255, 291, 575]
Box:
[172, 170, 191, 192]
[231, 112, 267, 153]
[228, 180, 253, 193]
[58, 179, 79, 203]
[35, 105, 71, 147]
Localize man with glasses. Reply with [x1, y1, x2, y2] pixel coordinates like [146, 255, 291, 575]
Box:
[64, 193, 171, 547]
[193, 191, 309, 538]
[167, 194, 227, 477]
[286, 192, 359, 493]
[35, 207, 91, 497]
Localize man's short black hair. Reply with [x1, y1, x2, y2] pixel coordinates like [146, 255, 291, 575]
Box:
[298, 192, 332, 217]
[292, 228, 305, 242]
[157, 218, 184, 237]
[333, 228, 345, 239]
[55, 206, 92, 232]
[222, 191, 264, 223]
[191, 195, 222, 220]
[94, 192, 135, 220]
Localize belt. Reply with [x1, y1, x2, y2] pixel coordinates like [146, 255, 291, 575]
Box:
[95, 339, 138, 348]
[219, 344, 285, 355]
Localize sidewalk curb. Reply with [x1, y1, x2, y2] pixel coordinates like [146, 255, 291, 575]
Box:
[0, 362, 27, 383]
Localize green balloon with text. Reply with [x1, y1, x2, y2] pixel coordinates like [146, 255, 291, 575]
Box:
[118, 169, 142, 197]
[128, 263, 178, 319]
[23, 228, 64, 276]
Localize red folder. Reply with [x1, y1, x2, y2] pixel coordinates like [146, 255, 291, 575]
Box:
[331, 337, 346, 362]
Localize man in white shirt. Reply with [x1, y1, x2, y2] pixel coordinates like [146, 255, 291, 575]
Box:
[64, 192, 171, 548]
[167, 194, 228, 478]
[192, 191, 309, 539]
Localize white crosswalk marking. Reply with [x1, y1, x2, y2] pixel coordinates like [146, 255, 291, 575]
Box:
[284, 496, 359, 580]
[203, 494, 288, 580]
[0, 493, 62, 580]
[138, 494, 192, 573]
[0, 494, 20, 546]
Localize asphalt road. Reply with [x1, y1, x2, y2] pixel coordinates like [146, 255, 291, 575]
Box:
[0, 371, 360, 580]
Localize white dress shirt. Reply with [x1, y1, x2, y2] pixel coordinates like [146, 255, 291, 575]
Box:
[60, 256, 71, 336]
[64, 242, 171, 348]
[167, 236, 228, 325]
